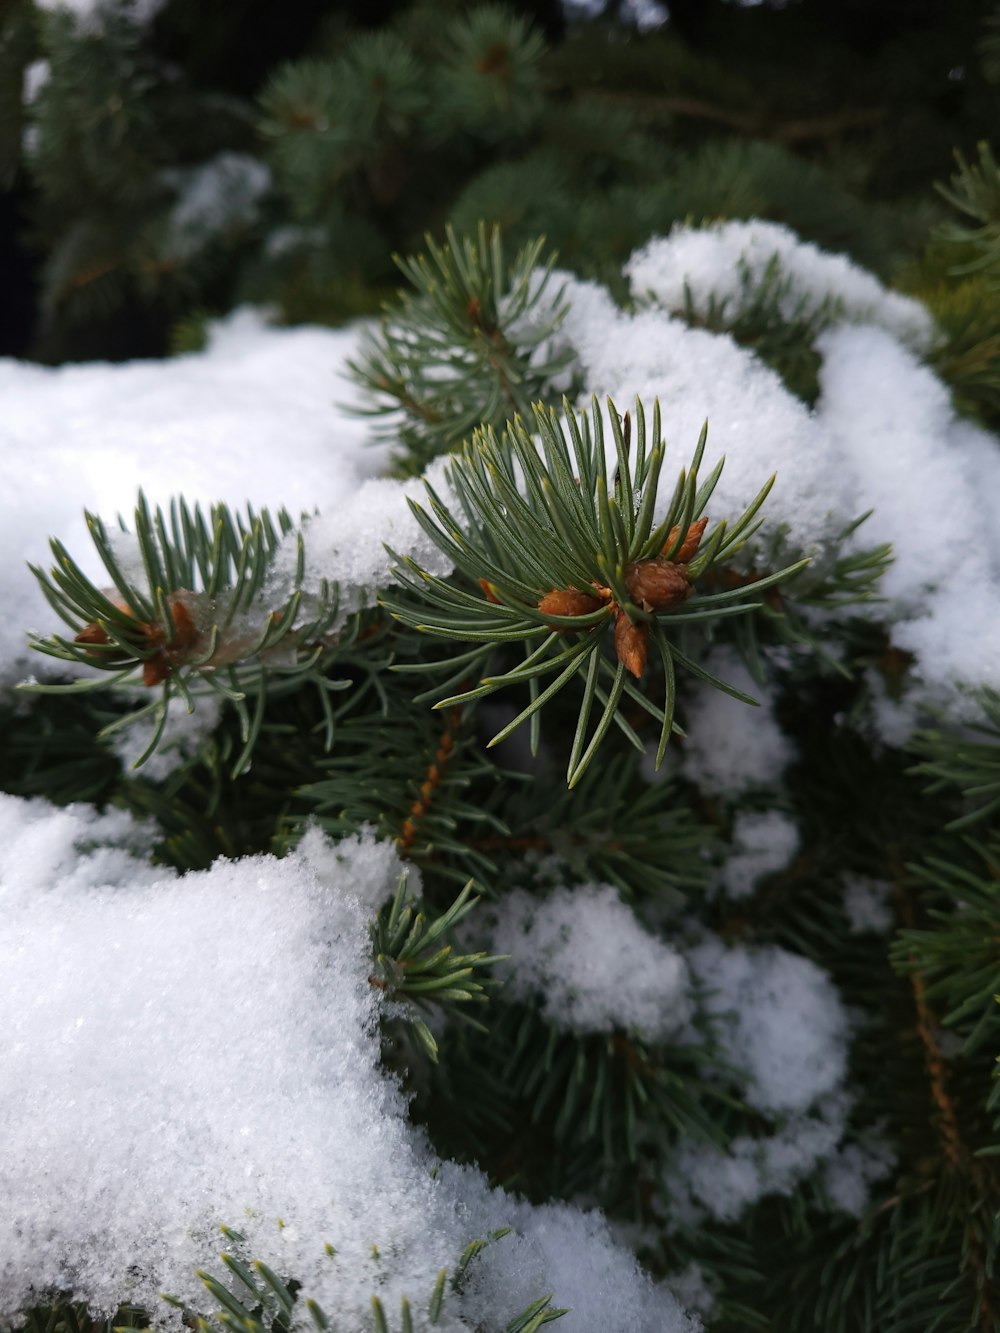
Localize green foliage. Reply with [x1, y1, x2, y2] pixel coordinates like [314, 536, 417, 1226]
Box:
[26, 493, 340, 773]
[936, 142, 1000, 281]
[286, 645, 508, 888]
[386, 395, 806, 785]
[181, 1225, 567, 1333]
[893, 842, 1000, 1056]
[910, 690, 1000, 830]
[349, 223, 573, 475]
[370, 875, 499, 1062]
[433, 5, 546, 143]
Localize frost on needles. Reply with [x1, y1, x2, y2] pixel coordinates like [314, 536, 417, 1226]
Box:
[3, 219, 1000, 1330]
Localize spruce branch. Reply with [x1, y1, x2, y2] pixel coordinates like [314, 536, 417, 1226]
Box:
[370, 875, 500, 1062]
[910, 692, 1000, 830]
[287, 664, 509, 887]
[384, 395, 808, 786]
[179, 1222, 566, 1333]
[25, 493, 340, 774]
[435, 6, 547, 142]
[936, 143, 1000, 281]
[486, 753, 714, 907]
[348, 223, 573, 475]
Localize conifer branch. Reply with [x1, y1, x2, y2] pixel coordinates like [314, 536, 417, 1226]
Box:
[385, 395, 808, 785]
[348, 223, 573, 474]
[370, 876, 500, 1062]
[25, 494, 339, 773]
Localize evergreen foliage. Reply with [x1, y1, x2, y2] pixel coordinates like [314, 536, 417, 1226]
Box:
[3, 2, 1000, 1331]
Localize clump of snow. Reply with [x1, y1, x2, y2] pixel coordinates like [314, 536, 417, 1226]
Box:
[443, 1166, 700, 1333]
[627, 220, 935, 352]
[0, 795, 695, 1330]
[687, 935, 848, 1116]
[816, 324, 1000, 708]
[823, 1137, 895, 1216]
[268, 457, 456, 626]
[842, 874, 894, 934]
[549, 224, 1000, 719]
[163, 154, 272, 261]
[0, 309, 392, 683]
[668, 1098, 850, 1223]
[557, 275, 858, 556]
[679, 651, 793, 795]
[22, 59, 50, 105]
[484, 885, 692, 1041]
[719, 810, 799, 899]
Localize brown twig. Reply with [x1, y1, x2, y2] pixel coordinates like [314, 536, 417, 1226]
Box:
[397, 706, 463, 853]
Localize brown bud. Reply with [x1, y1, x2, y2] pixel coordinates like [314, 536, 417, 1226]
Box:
[614, 610, 648, 678]
[479, 578, 502, 605]
[142, 657, 170, 687]
[75, 621, 110, 649]
[164, 596, 199, 655]
[537, 587, 604, 620]
[625, 559, 691, 612]
[664, 516, 709, 564]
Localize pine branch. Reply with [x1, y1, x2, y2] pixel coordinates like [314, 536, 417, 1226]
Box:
[369, 875, 500, 1062]
[385, 394, 808, 786]
[936, 143, 1000, 282]
[172, 1223, 567, 1333]
[25, 493, 340, 774]
[910, 692, 1000, 831]
[348, 223, 574, 475]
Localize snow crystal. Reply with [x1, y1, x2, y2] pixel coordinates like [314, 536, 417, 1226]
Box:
[0, 796, 694, 1330]
[842, 874, 894, 934]
[688, 935, 848, 1116]
[0, 309, 378, 682]
[719, 809, 799, 898]
[679, 650, 793, 795]
[484, 884, 692, 1041]
[627, 220, 935, 351]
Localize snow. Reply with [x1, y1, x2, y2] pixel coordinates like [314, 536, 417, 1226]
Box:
[0, 796, 699, 1330]
[687, 936, 848, 1116]
[669, 1101, 850, 1223]
[3, 214, 997, 1323]
[555, 223, 1000, 716]
[22, 59, 50, 105]
[823, 1138, 895, 1216]
[842, 874, 894, 934]
[0, 309, 399, 683]
[557, 275, 858, 556]
[719, 810, 799, 898]
[627, 220, 935, 351]
[678, 650, 794, 795]
[484, 884, 692, 1040]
